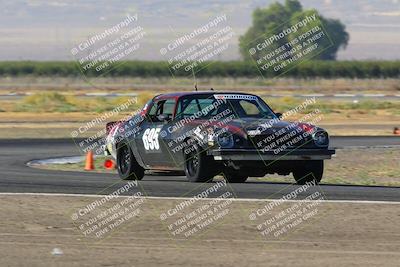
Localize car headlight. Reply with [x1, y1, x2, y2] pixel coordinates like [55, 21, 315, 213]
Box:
[217, 132, 234, 148]
[312, 131, 329, 147]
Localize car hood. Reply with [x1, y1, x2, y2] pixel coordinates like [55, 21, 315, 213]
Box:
[208, 117, 319, 137]
[229, 118, 291, 129]
[186, 117, 320, 139]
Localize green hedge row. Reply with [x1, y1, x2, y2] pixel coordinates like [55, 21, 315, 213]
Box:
[0, 60, 399, 78]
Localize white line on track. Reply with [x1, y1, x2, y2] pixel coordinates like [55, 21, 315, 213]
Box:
[333, 94, 356, 97]
[1, 192, 400, 204]
[363, 94, 385, 97]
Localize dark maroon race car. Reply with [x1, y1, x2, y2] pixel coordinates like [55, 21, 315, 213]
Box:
[105, 91, 335, 184]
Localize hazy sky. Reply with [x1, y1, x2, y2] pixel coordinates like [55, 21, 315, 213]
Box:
[0, 0, 399, 61]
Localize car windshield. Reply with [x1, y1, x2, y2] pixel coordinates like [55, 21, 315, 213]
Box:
[176, 94, 277, 119]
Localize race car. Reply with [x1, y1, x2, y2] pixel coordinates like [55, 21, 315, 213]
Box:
[105, 91, 335, 184]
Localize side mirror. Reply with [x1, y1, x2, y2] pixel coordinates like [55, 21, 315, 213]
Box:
[275, 112, 282, 119]
[157, 114, 172, 123]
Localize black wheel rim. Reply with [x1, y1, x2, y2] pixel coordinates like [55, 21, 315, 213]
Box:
[118, 145, 131, 175]
[186, 149, 199, 177]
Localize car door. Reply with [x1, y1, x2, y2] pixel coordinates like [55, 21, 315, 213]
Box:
[135, 98, 177, 169]
[164, 95, 221, 168]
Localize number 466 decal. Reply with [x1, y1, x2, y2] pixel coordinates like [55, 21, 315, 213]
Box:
[142, 128, 162, 150]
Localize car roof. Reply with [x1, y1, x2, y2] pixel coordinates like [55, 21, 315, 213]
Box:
[154, 91, 257, 100]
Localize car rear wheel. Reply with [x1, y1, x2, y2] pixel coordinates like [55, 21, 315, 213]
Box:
[184, 140, 217, 183]
[292, 160, 323, 185]
[117, 141, 144, 180]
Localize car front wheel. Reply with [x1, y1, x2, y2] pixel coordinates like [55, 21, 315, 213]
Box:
[184, 140, 217, 183]
[116, 141, 144, 180]
[292, 160, 323, 185]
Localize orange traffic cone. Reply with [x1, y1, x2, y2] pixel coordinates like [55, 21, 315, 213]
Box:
[104, 159, 115, 170]
[84, 151, 94, 171]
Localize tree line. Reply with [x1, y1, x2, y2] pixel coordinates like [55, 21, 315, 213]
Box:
[0, 60, 398, 78]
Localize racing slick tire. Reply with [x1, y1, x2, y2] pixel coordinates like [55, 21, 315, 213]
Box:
[223, 172, 248, 183]
[116, 141, 144, 180]
[184, 139, 217, 183]
[293, 160, 323, 185]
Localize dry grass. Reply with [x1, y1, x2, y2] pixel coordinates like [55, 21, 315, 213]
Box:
[0, 88, 398, 138]
[258, 148, 400, 187]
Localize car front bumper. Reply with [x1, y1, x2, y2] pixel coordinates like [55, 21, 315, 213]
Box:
[208, 148, 335, 161]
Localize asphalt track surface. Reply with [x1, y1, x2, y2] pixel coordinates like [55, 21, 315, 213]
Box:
[0, 137, 399, 201]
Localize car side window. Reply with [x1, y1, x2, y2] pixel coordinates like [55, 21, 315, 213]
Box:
[163, 99, 176, 117]
[146, 99, 176, 122]
[176, 99, 197, 119]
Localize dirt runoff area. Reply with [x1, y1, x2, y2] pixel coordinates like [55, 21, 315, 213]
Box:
[0, 195, 399, 267]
